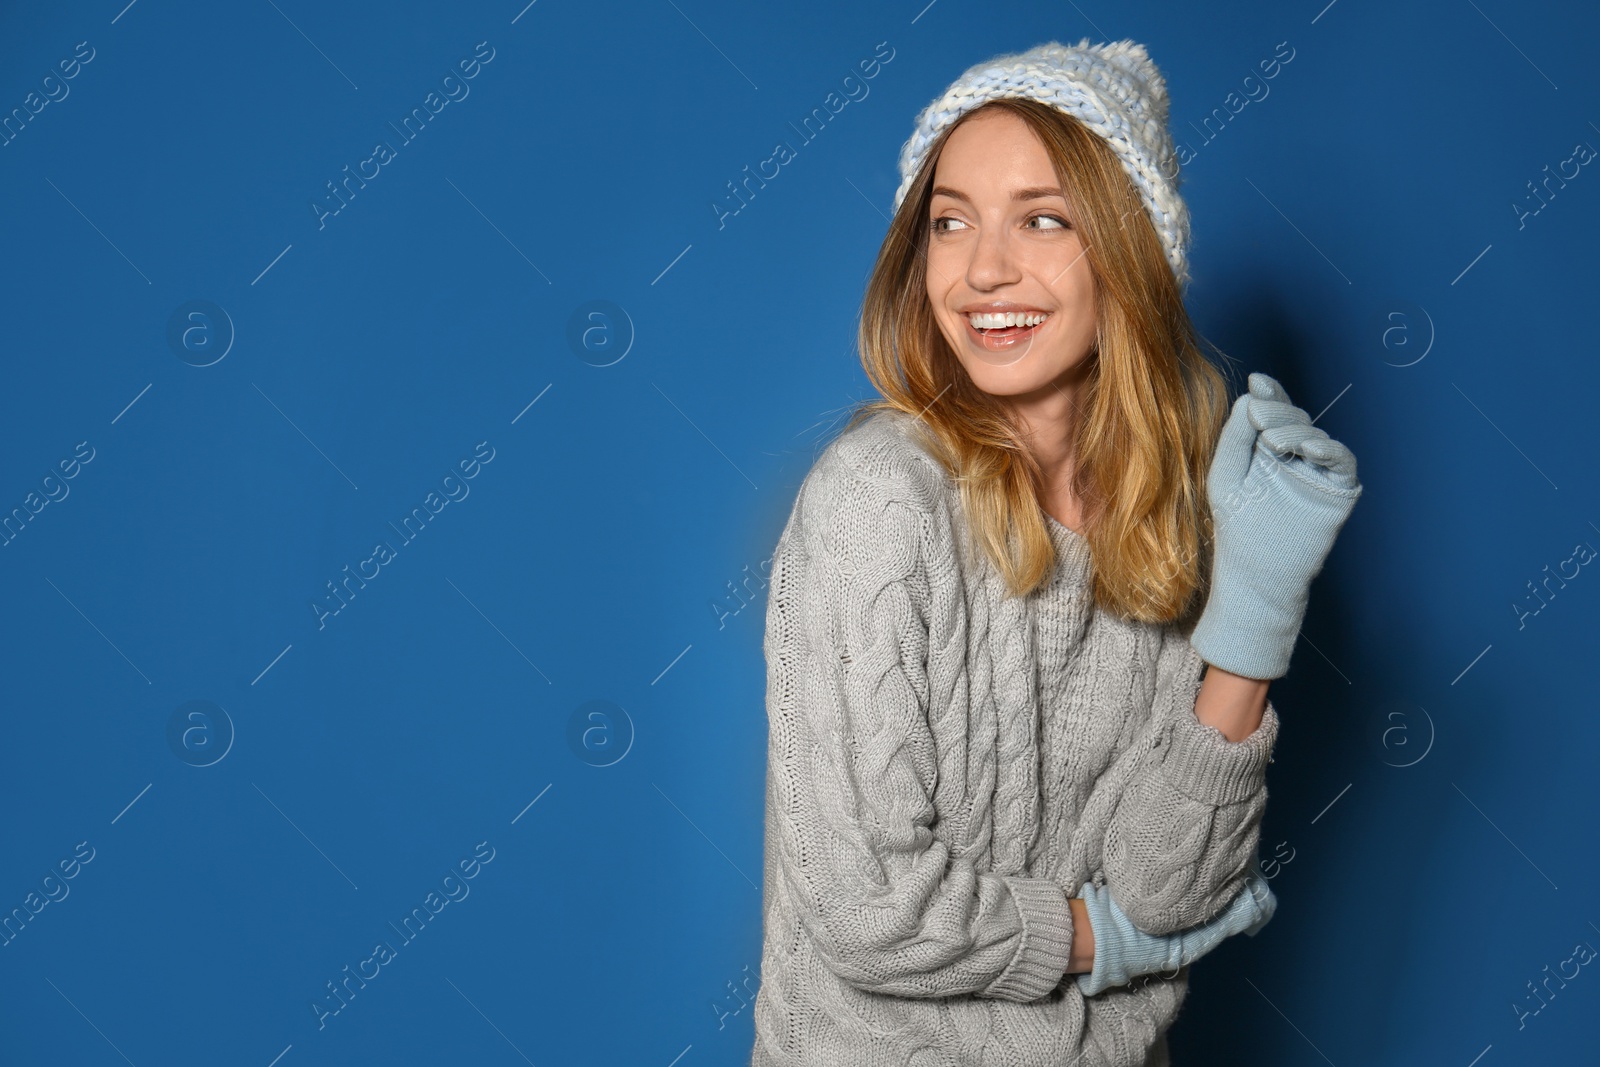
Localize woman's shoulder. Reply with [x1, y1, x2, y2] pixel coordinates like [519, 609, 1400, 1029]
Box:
[806, 406, 949, 502]
[798, 408, 950, 521]
[788, 406, 954, 555]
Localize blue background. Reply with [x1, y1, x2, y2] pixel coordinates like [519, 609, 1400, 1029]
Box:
[2, 1, 1595, 1064]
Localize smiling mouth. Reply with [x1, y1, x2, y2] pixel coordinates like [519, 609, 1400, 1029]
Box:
[967, 311, 1050, 330]
[964, 311, 1048, 353]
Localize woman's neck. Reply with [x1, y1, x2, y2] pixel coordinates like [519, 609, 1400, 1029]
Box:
[1005, 369, 1088, 528]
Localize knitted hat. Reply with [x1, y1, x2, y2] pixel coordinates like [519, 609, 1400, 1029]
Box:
[893, 38, 1191, 288]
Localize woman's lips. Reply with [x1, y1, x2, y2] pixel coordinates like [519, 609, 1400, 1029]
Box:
[965, 315, 1044, 353]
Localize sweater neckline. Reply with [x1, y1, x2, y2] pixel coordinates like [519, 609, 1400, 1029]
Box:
[1042, 510, 1083, 542]
[1043, 510, 1091, 560]
[1042, 509, 1093, 586]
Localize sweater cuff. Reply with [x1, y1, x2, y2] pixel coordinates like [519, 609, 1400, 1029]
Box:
[981, 875, 1076, 1002]
[1155, 697, 1279, 806]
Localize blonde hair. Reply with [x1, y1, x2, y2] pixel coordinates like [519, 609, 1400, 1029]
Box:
[846, 97, 1235, 624]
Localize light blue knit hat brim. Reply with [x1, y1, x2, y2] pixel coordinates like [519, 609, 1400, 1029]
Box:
[893, 37, 1191, 288]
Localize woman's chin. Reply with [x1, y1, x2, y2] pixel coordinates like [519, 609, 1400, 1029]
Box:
[958, 348, 1093, 396]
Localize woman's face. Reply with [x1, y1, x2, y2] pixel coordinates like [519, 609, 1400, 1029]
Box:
[924, 108, 1099, 395]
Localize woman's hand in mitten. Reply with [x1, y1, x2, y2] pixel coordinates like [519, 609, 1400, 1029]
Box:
[1189, 372, 1363, 680]
[1075, 871, 1277, 997]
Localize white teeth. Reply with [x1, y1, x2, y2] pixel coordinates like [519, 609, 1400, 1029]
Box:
[968, 311, 1049, 330]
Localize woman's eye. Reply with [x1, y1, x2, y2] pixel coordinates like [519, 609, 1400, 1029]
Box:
[929, 215, 1068, 233]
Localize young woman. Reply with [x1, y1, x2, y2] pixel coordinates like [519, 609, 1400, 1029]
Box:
[751, 39, 1361, 1066]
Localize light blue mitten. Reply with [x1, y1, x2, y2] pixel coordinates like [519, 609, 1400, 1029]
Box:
[1076, 871, 1277, 997]
[1189, 372, 1363, 680]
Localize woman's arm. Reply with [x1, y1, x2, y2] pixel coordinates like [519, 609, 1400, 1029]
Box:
[1068, 897, 1095, 973]
[1194, 663, 1268, 743]
[765, 453, 1078, 1002]
[1094, 623, 1279, 937]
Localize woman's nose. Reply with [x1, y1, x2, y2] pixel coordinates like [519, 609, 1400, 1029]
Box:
[966, 223, 1021, 288]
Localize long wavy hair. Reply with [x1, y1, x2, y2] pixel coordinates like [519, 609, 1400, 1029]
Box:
[845, 97, 1236, 625]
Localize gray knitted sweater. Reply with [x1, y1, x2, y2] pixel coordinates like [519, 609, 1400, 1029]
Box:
[751, 409, 1279, 1067]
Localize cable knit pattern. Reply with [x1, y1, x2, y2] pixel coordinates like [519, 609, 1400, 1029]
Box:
[751, 409, 1279, 1067]
[892, 38, 1193, 287]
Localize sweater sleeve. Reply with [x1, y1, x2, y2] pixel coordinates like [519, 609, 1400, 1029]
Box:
[763, 456, 1076, 1002]
[1098, 621, 1279, 937]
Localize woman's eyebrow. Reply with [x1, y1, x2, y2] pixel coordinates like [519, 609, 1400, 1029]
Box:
[930, 185, 1067, 203]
